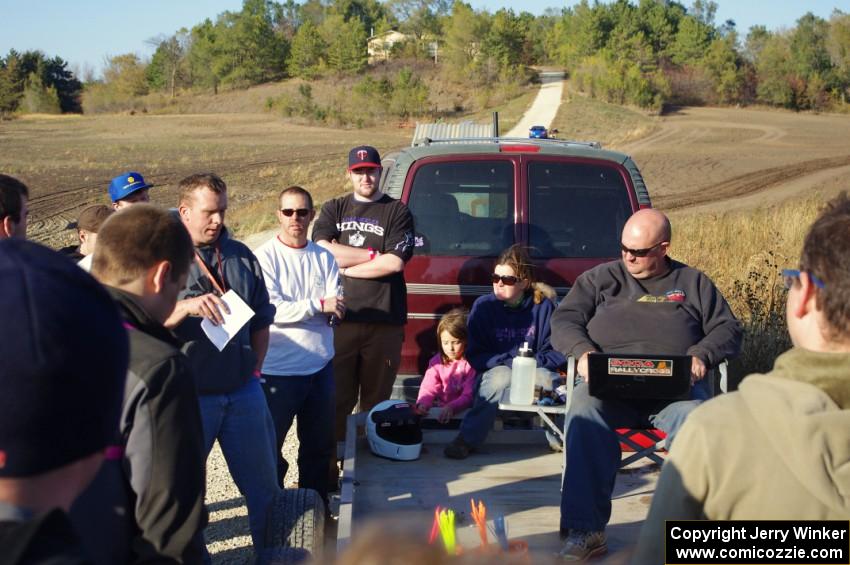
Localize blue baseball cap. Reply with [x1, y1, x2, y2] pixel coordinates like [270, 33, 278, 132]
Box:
[108, 172, 153, 203]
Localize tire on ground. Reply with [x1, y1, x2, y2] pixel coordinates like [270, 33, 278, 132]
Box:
[262, 488, 325, 564]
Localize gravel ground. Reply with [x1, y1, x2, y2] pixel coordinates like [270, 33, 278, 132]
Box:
[205, 419, 301, 564]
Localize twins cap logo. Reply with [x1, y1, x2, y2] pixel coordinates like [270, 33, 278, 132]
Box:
[357, 149, 368, 161]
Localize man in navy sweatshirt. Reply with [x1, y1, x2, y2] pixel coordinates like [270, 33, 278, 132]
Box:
[551, 209, 742, 561]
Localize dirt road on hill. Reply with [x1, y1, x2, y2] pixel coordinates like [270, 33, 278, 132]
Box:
[614, 106, 850, 214]
[505, 71, 565, 137]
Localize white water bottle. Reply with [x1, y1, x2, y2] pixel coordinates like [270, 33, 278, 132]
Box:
[509, 342, 537, 405]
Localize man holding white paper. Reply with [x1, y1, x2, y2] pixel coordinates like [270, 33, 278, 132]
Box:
[166, 172, 279, 558]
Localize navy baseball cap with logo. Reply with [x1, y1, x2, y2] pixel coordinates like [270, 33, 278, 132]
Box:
[108, 171, 153, 203]
[348, 146, 382, 171]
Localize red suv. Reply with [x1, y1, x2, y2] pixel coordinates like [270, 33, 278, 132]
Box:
[380, 137, 652, 400]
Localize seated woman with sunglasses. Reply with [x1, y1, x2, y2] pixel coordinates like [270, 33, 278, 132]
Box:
[444, 244, 566, 459]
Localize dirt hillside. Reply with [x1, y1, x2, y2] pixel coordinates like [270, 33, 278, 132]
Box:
[614, 106, 850, 214]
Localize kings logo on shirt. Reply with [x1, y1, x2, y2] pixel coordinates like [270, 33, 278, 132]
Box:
[348, 232, 366, 247]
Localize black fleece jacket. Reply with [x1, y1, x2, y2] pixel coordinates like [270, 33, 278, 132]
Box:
[71, 288, 206, 565]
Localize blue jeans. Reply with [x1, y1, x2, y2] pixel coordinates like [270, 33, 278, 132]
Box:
[261, 361, 335, 502]
[559, 379, 709, 532]
[199, 378, 280, 554]
[459, 366, 559, 447]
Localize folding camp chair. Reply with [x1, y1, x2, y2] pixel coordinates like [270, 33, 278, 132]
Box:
[565, 355, 727, 467]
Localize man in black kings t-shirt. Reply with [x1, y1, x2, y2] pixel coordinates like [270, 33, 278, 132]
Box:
[312, 145, 415, 453]
[550, 208, 742, 561]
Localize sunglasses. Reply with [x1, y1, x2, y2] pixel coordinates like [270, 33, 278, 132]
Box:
[280, 208, 310, 218]
[781, 269, 825, 290]
[620, 241, 664, 257]
[491, 274, 520, 286]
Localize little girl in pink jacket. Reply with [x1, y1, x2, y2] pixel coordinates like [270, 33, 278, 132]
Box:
[415, 308, 477, 423]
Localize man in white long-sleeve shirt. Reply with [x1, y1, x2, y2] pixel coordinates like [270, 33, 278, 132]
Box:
[255, 186, 345, 504]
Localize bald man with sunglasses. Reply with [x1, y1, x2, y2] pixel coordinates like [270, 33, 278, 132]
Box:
[550, 208, 742, 561]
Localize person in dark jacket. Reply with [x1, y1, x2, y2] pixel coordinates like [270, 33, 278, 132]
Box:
[70, 204, 207, 564]
[59, 204, 113, 262]
[166, 173, 279, 556]
[444, 244, 566, 459]
[0, 239, 129, 565]
[551, 208, 742, 561]
[0, 173, 29, 240]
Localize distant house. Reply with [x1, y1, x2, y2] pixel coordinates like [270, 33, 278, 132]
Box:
[367, 30, 410, 63]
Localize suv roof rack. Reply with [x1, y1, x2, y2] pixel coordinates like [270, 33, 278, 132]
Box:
[411, 136, 603, 150]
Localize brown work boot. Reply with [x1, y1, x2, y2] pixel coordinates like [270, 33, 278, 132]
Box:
[443, 435, 474, 459]
[558, 530, 607, 561]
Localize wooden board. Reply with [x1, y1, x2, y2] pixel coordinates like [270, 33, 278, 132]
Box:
[338, 425, 660, 559]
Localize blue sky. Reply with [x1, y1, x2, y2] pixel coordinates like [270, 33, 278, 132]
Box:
[0, 1, 843, 76]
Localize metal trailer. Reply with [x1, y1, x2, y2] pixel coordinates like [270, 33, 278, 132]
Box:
[335, 406, 661, 561]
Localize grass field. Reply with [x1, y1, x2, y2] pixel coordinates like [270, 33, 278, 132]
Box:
[1, 113, 412, 248]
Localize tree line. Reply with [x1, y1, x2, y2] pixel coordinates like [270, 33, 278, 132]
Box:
[0, 51, 82, 114]
[1, 0, 849, 116]
[548, 0, 850, 111]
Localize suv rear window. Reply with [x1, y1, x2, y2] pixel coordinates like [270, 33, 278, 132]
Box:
[408, 161, 514, 256]
[528, 161, 632, 258]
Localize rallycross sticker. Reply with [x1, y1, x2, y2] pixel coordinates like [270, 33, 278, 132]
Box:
[666, 289, 686, 302]
[637, 291, 687, 303]
[608, 358, 674, 377]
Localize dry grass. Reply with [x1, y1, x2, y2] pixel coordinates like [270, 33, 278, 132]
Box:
[670, 197, 827, 382]
[549, 86, 658, 148]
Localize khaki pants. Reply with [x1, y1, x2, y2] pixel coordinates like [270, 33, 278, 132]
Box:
[332, 321, 404, 442]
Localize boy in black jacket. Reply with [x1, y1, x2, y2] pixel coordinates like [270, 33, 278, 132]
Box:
[72, 204, 207, 564]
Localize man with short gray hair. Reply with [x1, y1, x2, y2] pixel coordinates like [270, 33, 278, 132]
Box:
[256, 185, 343, 505]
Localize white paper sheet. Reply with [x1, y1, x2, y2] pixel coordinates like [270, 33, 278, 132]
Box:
[200, 290, 255, 352]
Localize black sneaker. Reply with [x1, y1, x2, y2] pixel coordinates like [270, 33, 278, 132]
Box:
[546, 430, 564, 452]
[443, 435, 473, 459]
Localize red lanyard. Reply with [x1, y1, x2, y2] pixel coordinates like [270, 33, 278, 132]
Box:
[194, 245, 227, 295]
